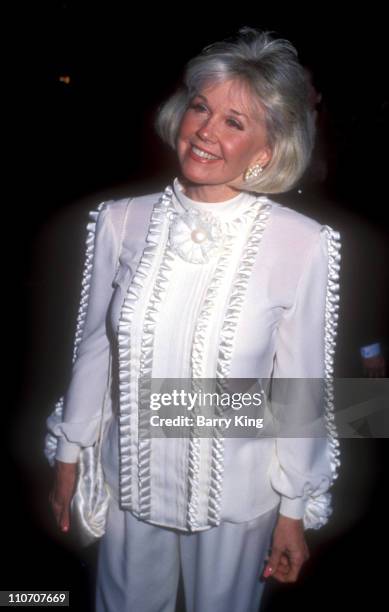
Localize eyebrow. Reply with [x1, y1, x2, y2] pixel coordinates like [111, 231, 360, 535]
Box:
[195, 93, 250, 120]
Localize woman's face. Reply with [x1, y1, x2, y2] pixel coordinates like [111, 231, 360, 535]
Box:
[176, 78, 272, 202]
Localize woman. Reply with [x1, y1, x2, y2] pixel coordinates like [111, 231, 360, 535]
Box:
[46, 27, 341, 612]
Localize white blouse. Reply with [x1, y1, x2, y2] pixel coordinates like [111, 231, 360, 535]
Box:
[45, 177, 341, 532]
[141, 179, 263, 385]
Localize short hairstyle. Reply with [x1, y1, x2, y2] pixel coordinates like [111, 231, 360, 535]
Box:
[154, 27, 316, 194]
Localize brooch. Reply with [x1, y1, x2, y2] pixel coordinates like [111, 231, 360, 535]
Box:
[168, 209, 225, 264]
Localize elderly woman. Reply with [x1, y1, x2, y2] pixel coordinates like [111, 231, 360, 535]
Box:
[46, 27, 341, 612]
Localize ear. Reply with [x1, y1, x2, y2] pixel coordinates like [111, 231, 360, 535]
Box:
[253, 146, 272, 168]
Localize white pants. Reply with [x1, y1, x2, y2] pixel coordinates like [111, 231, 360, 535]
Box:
[95, 495, 279, 612]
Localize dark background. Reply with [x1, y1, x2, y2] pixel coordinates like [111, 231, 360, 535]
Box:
[4, 2, 389, 610]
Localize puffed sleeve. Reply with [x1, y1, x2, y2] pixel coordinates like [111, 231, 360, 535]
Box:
[268, 225, 341, 529]
[44, 202, 119, 465]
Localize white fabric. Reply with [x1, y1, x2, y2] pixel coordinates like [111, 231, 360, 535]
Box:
[96, 491, 279, 612]
[48, 176, 340, 528]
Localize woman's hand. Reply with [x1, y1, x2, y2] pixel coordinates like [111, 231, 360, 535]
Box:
[49, 460, 78, 533]
[262, 514, 309, 583]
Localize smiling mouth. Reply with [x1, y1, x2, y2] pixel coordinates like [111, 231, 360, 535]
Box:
[190, 145, 221, 161]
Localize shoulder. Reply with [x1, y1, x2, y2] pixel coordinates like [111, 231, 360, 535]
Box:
[267, 196, 322, 235]
[91, 191, 163, 235]
[265, 196, 340, 254]
[102, 191, 163, 213]
[99, 191, 163, 218]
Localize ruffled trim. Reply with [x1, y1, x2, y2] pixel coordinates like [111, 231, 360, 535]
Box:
[303, 491, 333, 530]
[116, 187, 173, 513]
[186, 434, 202, 530]
[44, 202, 107, 467]
[216, 203, 272, 378]
[303, 225, 341, 530]
[187, 200, 272, 529]
[205, 428, 225, 527]
[138, 215, 176, 518]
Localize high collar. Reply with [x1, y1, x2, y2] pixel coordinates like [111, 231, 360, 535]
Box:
[172, 177, 260, 220]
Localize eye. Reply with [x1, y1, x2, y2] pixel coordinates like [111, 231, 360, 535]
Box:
[189, 103, 207, 112]
[226, 118, 243, 130]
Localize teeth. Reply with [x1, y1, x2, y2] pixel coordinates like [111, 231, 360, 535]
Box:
[192, 145, 219, 160]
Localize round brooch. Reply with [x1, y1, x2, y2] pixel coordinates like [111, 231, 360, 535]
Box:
[168, 209, 224, 264]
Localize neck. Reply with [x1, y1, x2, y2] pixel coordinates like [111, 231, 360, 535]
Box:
[180, 177, 242, 203]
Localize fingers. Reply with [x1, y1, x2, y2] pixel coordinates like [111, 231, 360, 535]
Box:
[283, 550, 306, 582]
[263, 547, 309, 583]
[270, 553, 290, 581]
[48, 490, 72, 534]
[59, 505, 71, 533]
[263, 545, 282, 579]
[49, 463, 78, 534]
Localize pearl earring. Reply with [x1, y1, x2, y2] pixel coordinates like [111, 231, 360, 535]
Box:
[244, 164, 263, 182]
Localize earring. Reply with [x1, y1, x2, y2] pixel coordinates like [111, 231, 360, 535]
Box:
[244, 164, 263, 182]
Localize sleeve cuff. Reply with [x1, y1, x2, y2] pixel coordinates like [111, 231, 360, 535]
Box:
[279, 496, 307, 520]
[55, 438, 81, 463]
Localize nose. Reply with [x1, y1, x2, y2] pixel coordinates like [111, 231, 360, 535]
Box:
[196, 117, 218, 143]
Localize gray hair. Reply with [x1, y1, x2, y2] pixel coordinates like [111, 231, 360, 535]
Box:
[154, 27, 315, 194]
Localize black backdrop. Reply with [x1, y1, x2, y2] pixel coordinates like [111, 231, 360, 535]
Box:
[4, 2, 389, 610]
